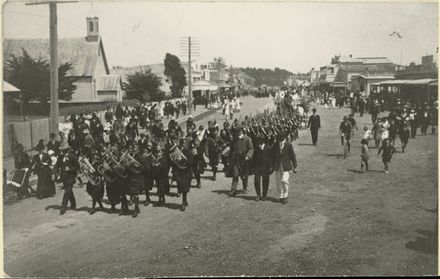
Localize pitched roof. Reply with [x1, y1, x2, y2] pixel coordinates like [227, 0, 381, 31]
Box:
[3, 37, 109, 77]
[98, 75, 121, 91]
[339, 56, 393, 64]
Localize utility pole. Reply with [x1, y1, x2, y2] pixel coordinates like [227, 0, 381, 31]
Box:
[26, 0, 77, 139]
[180, 37, 200, 114]
[188, 37, 192, 114]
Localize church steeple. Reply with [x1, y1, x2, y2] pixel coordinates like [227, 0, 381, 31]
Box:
[86, 17, 99, 42]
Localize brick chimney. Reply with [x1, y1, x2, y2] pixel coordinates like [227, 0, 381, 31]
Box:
[86, 17, 99, 42]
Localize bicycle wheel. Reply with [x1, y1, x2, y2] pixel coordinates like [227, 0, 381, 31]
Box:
[343, 140, 347, 159]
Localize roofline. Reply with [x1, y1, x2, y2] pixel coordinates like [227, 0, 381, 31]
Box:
[98, 37, 110, 75]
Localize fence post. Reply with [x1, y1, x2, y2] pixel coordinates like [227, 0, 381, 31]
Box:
[29, 120, 34, 149]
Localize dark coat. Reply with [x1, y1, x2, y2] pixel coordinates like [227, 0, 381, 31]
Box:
[31, 153, 55, 198]
[172, 146, 194, 193]
[205, 135, 223, 166]
[272, 141, 297, 172]
[230, 135, 254, 178]
[252, 144, 273, 176]
[140, 153, 154, 190]
[307, 114, 321, 129]
[153, 155, 170, 196]
[67, 135, 81, 154]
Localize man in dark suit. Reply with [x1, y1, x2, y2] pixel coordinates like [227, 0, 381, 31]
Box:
[252, 135, 272, 201]
[307, 108, 321, 146]
[272, 131, 297, 204]
[229, 127, 254, 196]
[60, 147, 80, 215]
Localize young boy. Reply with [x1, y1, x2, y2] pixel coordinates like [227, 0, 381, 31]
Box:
[360, 138, 369, 172]
[377, 138, 396, 174]
[362, 126, 373, 146]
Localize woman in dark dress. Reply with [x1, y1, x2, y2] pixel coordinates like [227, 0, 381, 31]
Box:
[31, 142, 55, 199]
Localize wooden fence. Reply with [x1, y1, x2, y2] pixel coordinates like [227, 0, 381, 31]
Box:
[7, 115, 49, 122]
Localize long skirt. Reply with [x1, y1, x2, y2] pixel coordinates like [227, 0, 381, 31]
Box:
[36, 167, 55, 198]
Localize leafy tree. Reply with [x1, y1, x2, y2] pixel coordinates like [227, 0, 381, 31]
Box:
[122, 68, 163, 102]
[239, 67, 293, 87]
[4, 48, 77, 106]
[164, 53, 187, 97]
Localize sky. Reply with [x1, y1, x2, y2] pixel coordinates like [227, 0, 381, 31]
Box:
[2, 1, 439, 73]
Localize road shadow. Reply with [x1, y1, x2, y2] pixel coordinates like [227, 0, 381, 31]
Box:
[347, 169, 363, 174]
[45, 205, 91, 213]
[406, 229, 438, 255]
[298, 143, 315, 146]
[211, 189, 280, 204]
[153, 201, 181, 210]
[368, 169, 384, 173]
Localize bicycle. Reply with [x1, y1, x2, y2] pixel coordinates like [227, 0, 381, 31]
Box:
[340, 133, 350, 159]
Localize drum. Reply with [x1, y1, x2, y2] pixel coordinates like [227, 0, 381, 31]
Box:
[7, 168, 29, 188]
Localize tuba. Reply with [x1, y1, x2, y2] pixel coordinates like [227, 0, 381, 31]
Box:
[168, 144, 188, 169]
[79, 157, 101, 186]
[120, 151, 142, 174]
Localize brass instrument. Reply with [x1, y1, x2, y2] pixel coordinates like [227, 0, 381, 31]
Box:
[79, 157, 101, 185]
[106, 151, 128, 179]
[169, 144, 188, 169]
[120, 151, 142, 173]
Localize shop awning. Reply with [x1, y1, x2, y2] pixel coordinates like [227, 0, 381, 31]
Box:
[191, 80, 218, 91]
[377, 79, 437, 86]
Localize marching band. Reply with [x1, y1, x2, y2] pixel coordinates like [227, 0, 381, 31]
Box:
[7, 92, 308, 216]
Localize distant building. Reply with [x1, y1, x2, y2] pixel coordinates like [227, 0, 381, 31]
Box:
[317, 55, 396, 95]
[3, 17, 122, 103]
[395, 54, 438, 79]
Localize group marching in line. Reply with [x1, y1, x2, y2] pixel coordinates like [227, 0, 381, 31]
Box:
[7, 87, 437, 216]
[8, 91, 306, 216]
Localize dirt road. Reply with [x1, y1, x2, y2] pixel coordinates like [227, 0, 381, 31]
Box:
[3, 96, 438, 276]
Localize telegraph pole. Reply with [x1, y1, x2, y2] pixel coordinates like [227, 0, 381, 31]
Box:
[180, 36, 200, 114]
[188, 37, 192, 113]
[26, 0, 77, 139]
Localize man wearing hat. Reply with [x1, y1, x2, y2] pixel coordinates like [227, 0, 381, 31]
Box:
[399, 121, 410, 153]
[60, 146, 79, 214]
[229, 127, 254, 196]
[272, 131, 297, 204]
[252, 134, 272, 201]
[152, 143, 171, 206]
[31, 141, 55, 199]
[205, 126, 223, 181]
[47, 132, 61, 156]
[124, 144, 144, 217]
[307, 108, 321, 146]
[370, 100, 380, 124]
[171, 138, 194, 211]
[408, 107, 418, 138]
